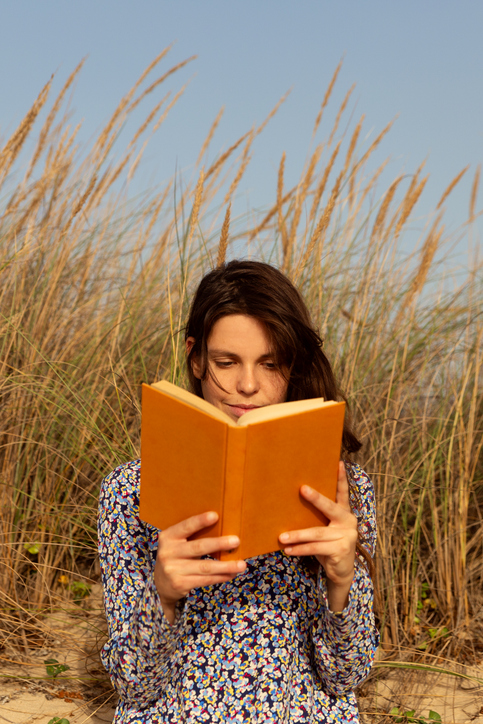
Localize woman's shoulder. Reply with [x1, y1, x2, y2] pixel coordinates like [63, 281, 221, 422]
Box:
[100, 459, 141, 504]
[348, 462, 374, 492]
[346, 462, 376, 521]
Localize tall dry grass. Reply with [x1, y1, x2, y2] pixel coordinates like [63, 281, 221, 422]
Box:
[0, 51, 482, 682]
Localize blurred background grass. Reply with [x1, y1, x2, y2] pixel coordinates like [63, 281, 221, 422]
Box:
[0, 50, 481, 683]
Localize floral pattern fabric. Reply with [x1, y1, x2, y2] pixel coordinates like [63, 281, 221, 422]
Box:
[98, 459, 378, 723]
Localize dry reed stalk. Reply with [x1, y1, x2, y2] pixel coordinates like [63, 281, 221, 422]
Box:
[391, 171, 429, 242]
[86, 54, 191, 189]
[127, 93, 170, 150]
[197, 107, 225, 165]
[294, 177, 339, 278]
[128, 84, 190, 183]
[311, 59, 343, 140]
[308, 140, 342, 224]
[86, 151, 135, 212]
[205, 132, 251, 182]
[70, 174, 99, 222]
[0, 78, 52, 184]
[254, 90, 291, 139]
[469, 164, 481, 222]
[371, 176, 403, 241]
[217, 203, 231, 267]
[437, 165, 470, 209]
[94, 48, 175, 156]
[223, 132, 254, 204]
[125, 56, 196, 117]
[187, 169, 205, 251]
[345, 158, 391, 235]
[396, 214, 444, 324]
[341, 115, 364, 178]
[327, 84, 355, 148]
[277, 152, 289, 259]
[25, 59, 85, 182]
[143, 184, 173, 241]
[247, 187, 296, 242]
[287, 145, 323, 263]
[351, 119, 395, 177]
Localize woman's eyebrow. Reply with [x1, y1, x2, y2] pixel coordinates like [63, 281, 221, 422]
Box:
[207, 349, 274, 361]
[207, 349, 241, 360]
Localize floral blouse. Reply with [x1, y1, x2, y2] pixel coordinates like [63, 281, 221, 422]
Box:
[98, 460, 378, 723]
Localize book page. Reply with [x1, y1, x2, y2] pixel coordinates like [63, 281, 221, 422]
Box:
[237, 396, 337, 426]
[151, 380, 236, 425]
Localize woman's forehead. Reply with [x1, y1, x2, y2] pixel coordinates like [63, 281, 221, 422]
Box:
[208, 314, 272, 351]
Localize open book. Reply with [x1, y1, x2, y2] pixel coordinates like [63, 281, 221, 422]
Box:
[139, 380, 345, 560]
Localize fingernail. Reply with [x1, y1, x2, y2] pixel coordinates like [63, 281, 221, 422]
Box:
[302, 485, 313, 495]
[285, 547, 293, 554]
[279, 533, 289, 543]
[206, 512, 218, 523]
[228, 536, 240, 547]
[236, 560, 246, 571]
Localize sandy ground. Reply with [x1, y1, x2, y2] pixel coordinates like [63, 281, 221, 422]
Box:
[1, 585, 482, 723]
[0, 584, 116, 724]
[360, 662, 483, 723]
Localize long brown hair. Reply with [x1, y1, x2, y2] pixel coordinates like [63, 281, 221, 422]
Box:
[185, 260, 361, 454]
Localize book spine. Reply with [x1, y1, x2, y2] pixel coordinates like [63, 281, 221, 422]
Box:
[220, 426, 247, 561]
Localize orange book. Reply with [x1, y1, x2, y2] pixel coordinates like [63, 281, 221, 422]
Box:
[139, 380, 345, 560]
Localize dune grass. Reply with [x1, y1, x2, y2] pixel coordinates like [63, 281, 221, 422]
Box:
[0, 49, 482, 682]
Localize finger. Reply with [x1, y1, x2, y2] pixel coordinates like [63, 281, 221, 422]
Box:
[279, 526, 356, 546]
[161, 511, 219, 541]
[181, 534, 241, 559]
[283, 538, 355, 558]
[298, 485, 354, 525]
[335, 461, 351, 510]
[177, 557, 247, 577]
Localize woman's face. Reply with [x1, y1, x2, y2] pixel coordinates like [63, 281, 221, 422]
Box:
[188, 314, 288, 422]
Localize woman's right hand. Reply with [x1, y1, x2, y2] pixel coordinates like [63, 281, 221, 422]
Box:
[154, 511, 247, 624]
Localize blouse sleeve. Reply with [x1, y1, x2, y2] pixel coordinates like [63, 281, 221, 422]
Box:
[311, 464, 379, 696]
[97, 461, 184, 706]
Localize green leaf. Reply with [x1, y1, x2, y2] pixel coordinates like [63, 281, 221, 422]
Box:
[24, 542, 40, 555]
[48, 719, 70, 724]
[44, 658, 70, 678]
[428, 712, 442, 722]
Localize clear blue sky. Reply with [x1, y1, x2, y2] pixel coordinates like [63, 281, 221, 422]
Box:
[1, 1, 482, 258]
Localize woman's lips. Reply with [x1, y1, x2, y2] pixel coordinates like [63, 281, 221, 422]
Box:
[227, 404, 260, 418]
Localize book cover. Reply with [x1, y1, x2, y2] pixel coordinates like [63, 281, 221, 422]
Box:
[139, 381, 345, 560]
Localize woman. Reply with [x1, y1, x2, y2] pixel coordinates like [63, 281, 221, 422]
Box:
[98, 260, 378, 722]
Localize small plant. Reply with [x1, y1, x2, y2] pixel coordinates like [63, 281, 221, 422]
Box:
[69, 580, 91, 603]
[390, 707, 442, 723]
[48, 719, 70, 724]
[23, 542, 41, 555]
[415, 625, 450, 650]
[44, 658, 70, 678]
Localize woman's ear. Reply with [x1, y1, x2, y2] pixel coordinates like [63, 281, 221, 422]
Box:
[186, 336, 202, 379]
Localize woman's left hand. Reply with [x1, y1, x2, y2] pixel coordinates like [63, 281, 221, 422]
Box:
[279, 461, 358, 612]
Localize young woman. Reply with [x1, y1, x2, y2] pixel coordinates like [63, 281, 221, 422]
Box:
[98, 260, 378, 723]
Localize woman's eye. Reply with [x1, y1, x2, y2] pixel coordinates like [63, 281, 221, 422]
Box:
[215, 360, 234, 368]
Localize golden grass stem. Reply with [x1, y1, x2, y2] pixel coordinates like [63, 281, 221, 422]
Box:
[217, 203, 231, 267]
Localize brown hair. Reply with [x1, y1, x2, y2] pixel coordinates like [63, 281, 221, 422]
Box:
[185, 259, 361, 454]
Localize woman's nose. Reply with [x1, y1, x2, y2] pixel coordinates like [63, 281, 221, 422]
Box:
[236, 366, 259, 395]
